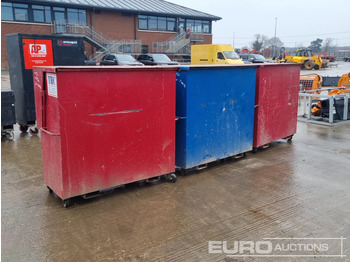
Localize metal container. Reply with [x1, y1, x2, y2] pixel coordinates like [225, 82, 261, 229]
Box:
[175, 65, 257, 170]
[6, 33, 86, 132]
[1, 90, 16, 140]
[253, 64, 300, 148]
[33, 66, 177, 207]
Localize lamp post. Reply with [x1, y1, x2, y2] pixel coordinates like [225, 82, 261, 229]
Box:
[233, 32, 235, 48]
[274, 17, 278, 57]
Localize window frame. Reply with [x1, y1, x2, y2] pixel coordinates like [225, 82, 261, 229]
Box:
[217, 52, 225, 60]
[32, 5, 52, 23]
[13, 3, 29, 22]
[138, 15, 177, 32]
[1, 2, 14, 21]
[179, 18, 212, 34]
[1, 1, 86, 25]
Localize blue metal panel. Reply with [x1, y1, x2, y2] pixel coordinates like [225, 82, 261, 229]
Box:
[176, 66, 257, 169]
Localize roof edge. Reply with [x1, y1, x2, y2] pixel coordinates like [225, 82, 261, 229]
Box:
[6, 0, 222, 21]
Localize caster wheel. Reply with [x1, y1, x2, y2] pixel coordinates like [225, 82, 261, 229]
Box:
[19, 125, 28, 133]
[47, 186, 53, 194]
[166, 173, 177, 183]
[62, 199, 71, 208]
[5, 131, 14, 141]
[29, 127, 39, 135]
[287, 135, 293, 143]
[252, 147, 258, 153]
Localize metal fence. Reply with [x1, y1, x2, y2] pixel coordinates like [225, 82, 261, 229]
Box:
[52, 21, 141, 60]
[298, 88, 350, 126]
[152, 32, 204, 54]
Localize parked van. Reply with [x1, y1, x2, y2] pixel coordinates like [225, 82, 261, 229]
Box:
[191, 44, 243, 65]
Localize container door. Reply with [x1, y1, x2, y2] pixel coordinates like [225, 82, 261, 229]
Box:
[254, 65, 300, 147]
[54, 68, 176, 198]
[39, 71, 64, 198]
[176, 66, 256, 169]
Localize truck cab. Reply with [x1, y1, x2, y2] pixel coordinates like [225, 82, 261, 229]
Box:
[191, 44, 244, 65]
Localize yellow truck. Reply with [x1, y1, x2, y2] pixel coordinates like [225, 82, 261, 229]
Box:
[191, 44, 244, 65]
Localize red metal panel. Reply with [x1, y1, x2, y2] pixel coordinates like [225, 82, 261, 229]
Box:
[23, 39, 54, 69]
[253, 64, 301, 148]
[33, 66, 176, 200]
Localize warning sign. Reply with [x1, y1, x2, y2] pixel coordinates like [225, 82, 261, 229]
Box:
[23, 39, 54, 69]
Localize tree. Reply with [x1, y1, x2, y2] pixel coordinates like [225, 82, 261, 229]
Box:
[264, 37, 284, 57]
[265, 37, 284, 48]
[323, 38, 335, 53]
[251, 34, 267, 51]
[308, 38, 323, 52]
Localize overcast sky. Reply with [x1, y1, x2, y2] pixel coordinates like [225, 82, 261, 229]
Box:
[167, 0, 350, 48]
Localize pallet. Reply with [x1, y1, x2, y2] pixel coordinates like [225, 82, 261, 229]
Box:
[176, 152, 247, 175]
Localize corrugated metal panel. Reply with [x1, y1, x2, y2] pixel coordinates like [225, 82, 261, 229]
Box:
[30, 0, 221, 20]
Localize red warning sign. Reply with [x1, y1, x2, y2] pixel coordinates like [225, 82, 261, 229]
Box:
[23, 39, 54, 69]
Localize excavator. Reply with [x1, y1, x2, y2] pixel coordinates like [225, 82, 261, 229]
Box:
[282, 49, 328, 70]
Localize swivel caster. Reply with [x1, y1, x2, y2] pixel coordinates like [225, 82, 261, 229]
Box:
[47, 186, 53, 194]
[62, 199, 71, 208]
[29, 127, 39, 135]
[19, 125, 28, 133]
[5, 131, 14, 141]
[165, 173, 177, 183]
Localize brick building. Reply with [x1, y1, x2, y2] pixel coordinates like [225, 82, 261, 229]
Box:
[1, 0, 221, 69]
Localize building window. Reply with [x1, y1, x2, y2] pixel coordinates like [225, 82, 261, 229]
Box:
[0, 2, 86, 25]
[138, 15, 147, 30]
[141, 45, 149, 54]
[203, 21, 210, 33]
[67, 8, 87, 25]
[138, 15, 176, 32]
[178, 18, 211, 33]
[158, 17, 166, 31]
[1, 2, 13, 21]
[186, 19, 194, 32]
[78, 10, 86, 25]
[32, 5, 51, 23]
[53, 7, 65, 11]
[13, 3, 28, 21]
[194, 20, 202, 33]
[167, 18, 175, 31]
[67, 8, 78, 23]
[148, 16, 157, 31]
[53, 6, 65, 22]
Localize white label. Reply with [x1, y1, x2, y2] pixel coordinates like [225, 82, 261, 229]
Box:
[47, 74, 58, 98]
[29, 44, 47, 57]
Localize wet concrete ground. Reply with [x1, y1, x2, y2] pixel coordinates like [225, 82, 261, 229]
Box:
[300, 61, 350, 76]
[2, 67, 350, 261]
[2, 121, 350, 262]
